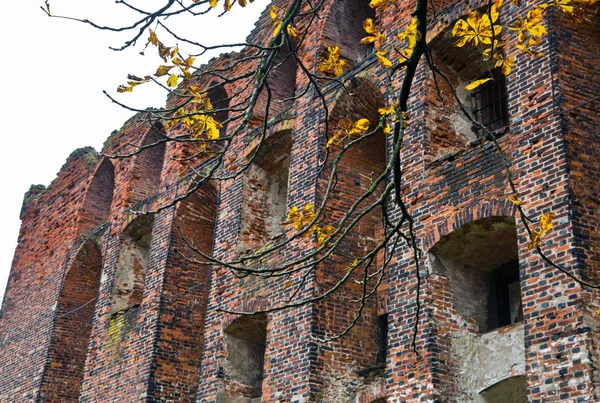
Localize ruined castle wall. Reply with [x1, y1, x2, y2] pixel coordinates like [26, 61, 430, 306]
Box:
[0, 148, 101, 401]
[0, 0, 599, 401]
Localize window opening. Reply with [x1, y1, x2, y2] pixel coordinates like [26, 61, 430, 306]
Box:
[111, 215, 154, 313]
[376, 314, 388, 365]
[428, 216, 521, 332]
[488, 260, 522, 330]
[472, 69, 509, 133]
[223, 314, 267, 399]
[240, 131, 292, 251]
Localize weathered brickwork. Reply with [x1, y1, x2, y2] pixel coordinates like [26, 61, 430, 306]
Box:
[0, 0, 598, 401]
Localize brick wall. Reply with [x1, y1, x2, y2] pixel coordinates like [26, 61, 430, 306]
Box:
[0, 0, 598, 402]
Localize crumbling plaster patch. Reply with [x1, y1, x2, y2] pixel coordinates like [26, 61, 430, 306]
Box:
[452, 324, 525, 401]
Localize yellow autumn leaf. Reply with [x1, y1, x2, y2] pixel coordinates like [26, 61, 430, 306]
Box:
[376, 50, 393, 68]
[452, 11, 502, 47]
[167, 74, 179, 87]
[352, 118, 370, 133]
[270, 5, 277, 19]
[494, 55, 515, 75]
[539, 212, 555, 234]
[317, 45, 347, 76]
[465, 77, 493, 90]
[378, 105, 396, 116]
[209, 0, 218, 7]
[238, 0, 247, 6]
[148, 29, 159, 46]
[526, 230, 543, 251]
[272, 20, 283, 37]
[317, 225, 335, 246]
[510, 194, 525, 206]
[361, 18, 385, 48]
[287, 24, 298, 38]
[224, 0, 232, 11]
[204, 117, 222, 140]
[369, 0, 397, 11]
[155, 65, 174, 77]
[383, 124, 391, 134]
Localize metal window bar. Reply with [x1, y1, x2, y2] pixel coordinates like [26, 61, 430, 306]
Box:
[472, 69, 509, 134]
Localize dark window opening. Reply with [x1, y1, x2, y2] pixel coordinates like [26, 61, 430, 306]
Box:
[472, 69, 509, 133]
[488, 260, 523, 330]
[375, 314, 388, 365]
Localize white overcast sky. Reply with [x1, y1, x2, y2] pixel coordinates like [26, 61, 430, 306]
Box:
[0, 0, 267, 304]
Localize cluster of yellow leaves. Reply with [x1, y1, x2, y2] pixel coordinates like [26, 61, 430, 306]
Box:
[118, 29, 195, 92]
[508, 5, 548, 57]
[270, 5, 298, 38]
[527, 212, 555, 251]
[326, 118, 370, 148]
[317, 45, 347, 76]
[510, 195, 556, 251]
[378, 105, 409, 133]
[453, 0, 595, 90]
[396, 17, 421, 64]
[360, 16, 420, 69]
[452, 0, 506, 89]
[361, 18, 386, 48]
[206, 0, 251, 12]
[452, 0, 502, 48]
[163, 86, 222, 140]
[285, 204, 335, 246]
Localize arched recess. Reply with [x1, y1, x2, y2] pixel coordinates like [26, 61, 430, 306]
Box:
[476, 376, 527, 403]
[110, 215, 155, 313]
[254, 41, 298, 122]
[428, 216, 522, 332]
[321, 0, 376, 65]
[149, 183, 218, 402]
[129, 124, 166, 204]
[239, 129, 292, 252]
[76, 158, 114, 237]
[222, 313, 268, 400]
[207, 82, 230, 125]
[326, 77, 387, 255]
[316, 77, 388, 393]
[172, 82, 231, 167]
[41, 240, 102, 402]
[424, 22, 509, 160]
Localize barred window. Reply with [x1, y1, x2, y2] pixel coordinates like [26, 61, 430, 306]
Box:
[472, 69, 509, 133]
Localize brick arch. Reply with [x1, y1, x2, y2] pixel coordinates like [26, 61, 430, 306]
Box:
[422, 199, 516, 252]
[239, 129, 293, 250]
[329, 76, 386, 130]
[41, 239, 103, 402]
[320, 0, 376, 65]
[128, 124, 166, 204]
[148, 183, 218, 402]
[222, 298, 271, 331]
[427, 0, 494, 41]
[259, 39, 298, 119]
[76, 157, 114, 237]
[206, 81, 230, 124]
